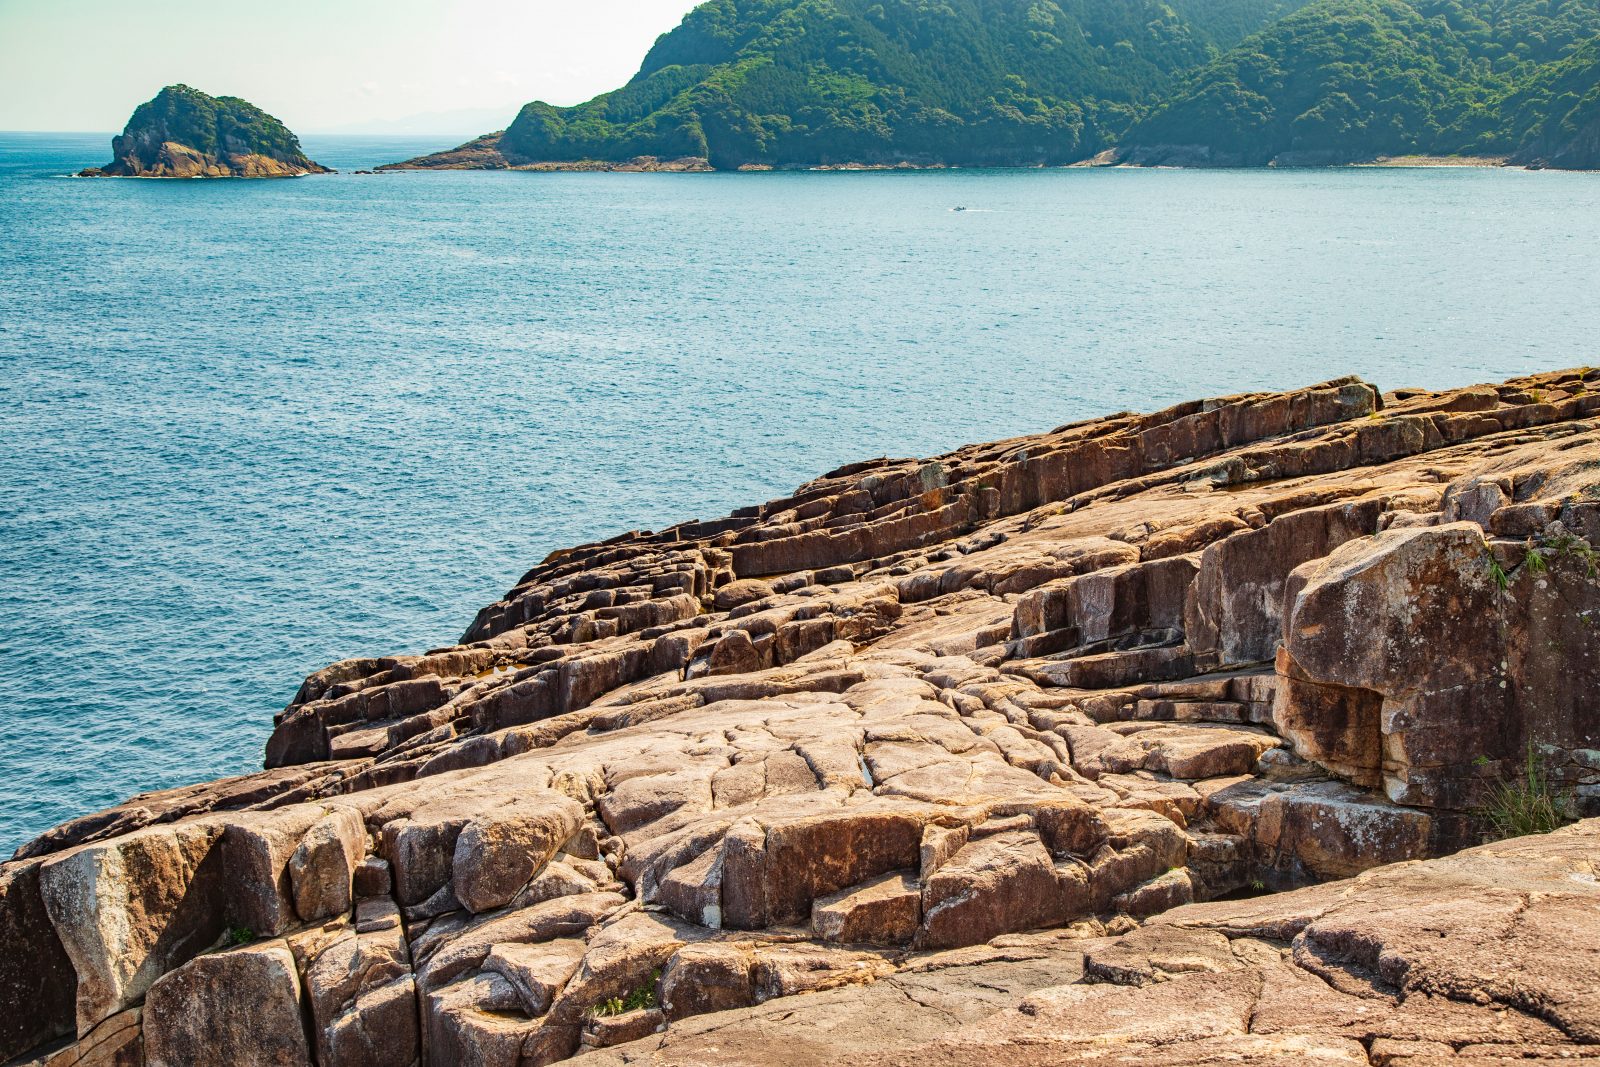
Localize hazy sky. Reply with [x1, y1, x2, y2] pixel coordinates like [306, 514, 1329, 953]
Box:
[0, 0, 701, 133]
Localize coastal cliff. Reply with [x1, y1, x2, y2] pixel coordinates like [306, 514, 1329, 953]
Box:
[79, 85, 330, 179]
[4, 369, 1600, 1065]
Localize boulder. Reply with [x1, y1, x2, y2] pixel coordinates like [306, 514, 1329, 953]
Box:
[38, 821, 227, 1034]
[452, 795, 586, 913]
[484, 939, 587, 1016]
[721, 809, 925, 928]
[142, 940, 312, 1067]
[659, 943, 756, 1020]
[1280, 521, 1600, 808]
[1185, 498, 1386, 668]
[220, 806, 326, 936]
[288, 806, 366, 922]
[919, 831, 1083, 949]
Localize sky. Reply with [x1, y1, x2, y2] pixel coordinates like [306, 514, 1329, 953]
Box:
[0, 0, 701, 133]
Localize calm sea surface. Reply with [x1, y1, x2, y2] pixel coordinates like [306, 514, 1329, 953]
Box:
[2, 131, 1597, 851]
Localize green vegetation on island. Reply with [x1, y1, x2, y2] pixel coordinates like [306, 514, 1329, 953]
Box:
[1127, 0, 1600, 164]
[81, 85, 330, 178]
[393, 0, 1600, 170]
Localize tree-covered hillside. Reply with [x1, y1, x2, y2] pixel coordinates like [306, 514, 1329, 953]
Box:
[85, 85, 329, 177]
[1123, 0, 1600, 163]
[120, 85, 311, 162]
[396, 0, 1600, 169]
[497, 0, 1311, 167]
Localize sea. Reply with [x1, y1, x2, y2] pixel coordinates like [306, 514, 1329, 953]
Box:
[2, 131, 1597, 853]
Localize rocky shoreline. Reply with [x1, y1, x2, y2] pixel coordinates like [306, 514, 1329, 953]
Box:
[379, 138, 1551, 173]
[4, 369, 1599, 1066]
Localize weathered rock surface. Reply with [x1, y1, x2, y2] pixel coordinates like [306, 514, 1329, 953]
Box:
[6, 369, 1600, 1065]
[142, 940, 312, 1067]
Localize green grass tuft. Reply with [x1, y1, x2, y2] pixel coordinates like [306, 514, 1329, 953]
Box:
[1481, 744, 1576, 841]
[589, 969, 661, 1018]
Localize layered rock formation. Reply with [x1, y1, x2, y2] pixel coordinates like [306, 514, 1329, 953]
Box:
[79, 85, 330, 179]
[5, 368, 1600, 1066]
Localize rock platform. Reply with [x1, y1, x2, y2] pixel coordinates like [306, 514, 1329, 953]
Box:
[4, 369, 1599, 1066]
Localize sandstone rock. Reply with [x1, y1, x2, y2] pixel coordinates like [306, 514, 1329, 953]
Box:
[452, 795, 585, 913]
[39, 821, 227, 1034]
[715, 579, 775, 612]
[425, 972, 543, 1067]
[288, 806, 366, 923]
[1186, 498, 1386, 668]
[581, 1007, 664, 1050]
[0, 862, 76, 1060]
[659, 942, 756, 1020]
[353, 856, 392, 899]
[1253, 780, 1433, 880]
[1281, 520, 1600, 808]
[1112, 866, 1195, 917]
[17, 371, 1600, 1067]
[751, 941, 896, 999]
[142, 940, 312, 1067]
[221, 805, 327, 935]
[297, 900, 418, 1067]
[484, 939, 587, 1016]
[545, 910, 688, 1027]
[16, 1007, 143, 1067]
[919, 830, 1084, 949]
[414, 890, 625, 992]
[811, 870, 921, 944]
[721, 809, 924, 928]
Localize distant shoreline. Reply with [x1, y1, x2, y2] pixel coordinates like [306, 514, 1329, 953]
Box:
[374, 152, 1577, 174]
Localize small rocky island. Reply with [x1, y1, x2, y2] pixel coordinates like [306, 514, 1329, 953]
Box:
[79, 84, 330, 178]
[3, 370, 1598, 1065]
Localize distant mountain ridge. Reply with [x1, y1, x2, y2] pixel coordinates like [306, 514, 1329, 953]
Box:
[388, 0, 1600, 170]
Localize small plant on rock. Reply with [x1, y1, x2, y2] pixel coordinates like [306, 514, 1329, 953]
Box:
[1481, 744, 1576, 840]
[1486, 552, 1511, 592]
[588, 970, 661, 1017]
[223, 925, 255, 947]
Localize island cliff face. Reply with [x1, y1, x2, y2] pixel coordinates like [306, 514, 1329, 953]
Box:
[79, 85, 330, 178]
[4, 369, 1600, 1066]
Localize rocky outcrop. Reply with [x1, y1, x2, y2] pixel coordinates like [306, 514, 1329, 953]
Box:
[5, 368, 1600, 1065]
[376, 136, 714, 173]
[79, 85, 330, 179]
[580, 819, 1600, 1065]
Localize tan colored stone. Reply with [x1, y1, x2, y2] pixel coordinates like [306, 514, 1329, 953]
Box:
[38, 821, 227, 1035]
[142, 940, 312, 1067]
[812, 870, 921, 944]
[484, 939, 586, 1016]
[288, 806, 366, 923]
[453, 795, 586, 913]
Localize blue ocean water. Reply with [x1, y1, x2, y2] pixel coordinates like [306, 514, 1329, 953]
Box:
[1, 131, 1597, 852]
